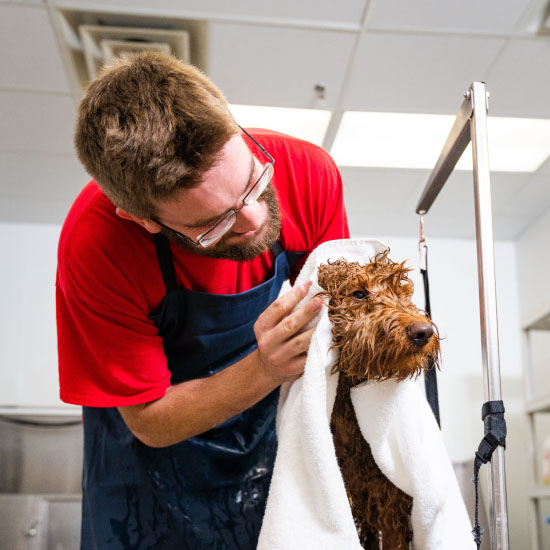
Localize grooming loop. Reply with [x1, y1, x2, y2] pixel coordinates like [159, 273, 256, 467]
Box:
[418, 215, 427, 271]
[415, 82, 509, 550]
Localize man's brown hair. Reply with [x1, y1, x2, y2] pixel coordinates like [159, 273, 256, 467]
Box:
[74, 52, 238, 217]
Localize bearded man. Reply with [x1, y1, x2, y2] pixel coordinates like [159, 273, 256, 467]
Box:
[56, 52, 349, 549]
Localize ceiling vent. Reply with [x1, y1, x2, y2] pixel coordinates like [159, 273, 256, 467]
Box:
[50, 9, 207, 100]
[79, 25, 190, 80]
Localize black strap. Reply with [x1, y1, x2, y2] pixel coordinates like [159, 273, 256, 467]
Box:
[153, 234, 178, 293]
[421, 246, 441, 428]
[472, 400, 507, 548]
[270, 240, 284, 257]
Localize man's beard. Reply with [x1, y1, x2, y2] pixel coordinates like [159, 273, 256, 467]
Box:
[161, 183, 282, 261]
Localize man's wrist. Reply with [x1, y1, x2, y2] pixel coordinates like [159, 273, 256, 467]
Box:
[249, 348, 283, 393]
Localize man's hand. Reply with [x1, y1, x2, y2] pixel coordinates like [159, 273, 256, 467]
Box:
[119, 282, 323, 447]
[254, 282, 323, 385]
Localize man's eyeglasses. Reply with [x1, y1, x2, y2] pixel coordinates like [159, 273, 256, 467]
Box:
[151, 127, 274, 248]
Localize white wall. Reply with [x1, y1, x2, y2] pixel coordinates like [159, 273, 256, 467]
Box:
[0, 222, 74, 411]
[516, 208, 550, 327]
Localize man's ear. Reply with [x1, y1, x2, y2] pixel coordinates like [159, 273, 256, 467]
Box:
[115, 207, 161, 233]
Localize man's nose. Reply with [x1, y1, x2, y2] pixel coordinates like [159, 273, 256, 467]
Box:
[232, 201, 264, 233]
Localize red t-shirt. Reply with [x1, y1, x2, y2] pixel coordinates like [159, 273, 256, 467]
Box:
[57, 129, 349, 407]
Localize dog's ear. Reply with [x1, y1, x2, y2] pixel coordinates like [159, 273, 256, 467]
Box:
[317, 263, 329, 291]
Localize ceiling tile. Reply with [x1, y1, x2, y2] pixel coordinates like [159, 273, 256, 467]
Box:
[0, 90, 76, 154]
[0, 4, 71, 93]
[407, 171, 476, 218]
[409, 171, 531, 237]
[486, 38, 550, 117]
[366, 0, 531, 34]
[537, 155, 550, 175]
[498, 172, 550, 220]
[489, 172, 530, 212]
[0, 0, 42, 4]
[207, 22, 356, 108]
[341, 166, 426, 212]
[492, 216, 533, 239]
[51, 0, 367, 26]
[0, 152, 88, 201]
[348, 209, 478, 239]
[0, 197, 74, 224]
[342, 33, 504, 113]
[348, 210, 422, 238]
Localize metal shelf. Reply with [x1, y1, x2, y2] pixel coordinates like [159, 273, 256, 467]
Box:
[528, 487, 550, 499]
[524, 315, 550, 550]
[526, 396, 550, 415]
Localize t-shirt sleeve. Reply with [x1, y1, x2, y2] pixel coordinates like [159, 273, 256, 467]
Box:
[56, 228, 171, 408]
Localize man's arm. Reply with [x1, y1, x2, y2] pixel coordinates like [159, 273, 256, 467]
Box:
[118, 281, 321, 447]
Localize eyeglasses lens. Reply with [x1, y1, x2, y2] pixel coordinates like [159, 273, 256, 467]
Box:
[245, 163, 274, 205]
[198, 212, 237, 247]
[198, 162, 274, 248]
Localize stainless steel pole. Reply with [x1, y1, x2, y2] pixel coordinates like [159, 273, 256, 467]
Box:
[469, 81, 509, 550]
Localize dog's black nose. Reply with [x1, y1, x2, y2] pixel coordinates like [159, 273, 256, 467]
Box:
[406, 322, 434, 347]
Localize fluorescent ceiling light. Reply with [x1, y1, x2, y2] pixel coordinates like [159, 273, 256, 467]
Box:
[228, 104, 331, 147]
[331, 111, 550, 172]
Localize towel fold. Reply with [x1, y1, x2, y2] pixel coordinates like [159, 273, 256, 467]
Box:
[258, 239, 475, 550]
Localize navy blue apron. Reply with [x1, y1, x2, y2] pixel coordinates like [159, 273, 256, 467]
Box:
[80, 236, 303, 549]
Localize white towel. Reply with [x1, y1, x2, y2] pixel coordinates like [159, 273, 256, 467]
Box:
[258, 238, 475, 550]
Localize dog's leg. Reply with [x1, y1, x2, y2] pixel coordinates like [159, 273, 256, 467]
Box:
[380, 529, 410, 550]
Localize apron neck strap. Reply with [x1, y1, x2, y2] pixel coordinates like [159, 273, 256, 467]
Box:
[270, 240, 284, 257]
[153, 234, 178, 293]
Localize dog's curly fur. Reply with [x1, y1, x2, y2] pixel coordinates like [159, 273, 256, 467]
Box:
[317, 250, 441, 550]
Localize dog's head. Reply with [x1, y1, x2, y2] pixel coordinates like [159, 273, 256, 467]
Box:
[317, 250, 440, 383]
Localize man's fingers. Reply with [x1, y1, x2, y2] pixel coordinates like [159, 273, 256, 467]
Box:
[269, 327, 316, 365]
[271, 296, 323, 342]
[256, 281, 312, 331]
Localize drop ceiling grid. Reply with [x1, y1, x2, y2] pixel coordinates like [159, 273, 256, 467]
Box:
[0, 0, 546, 240]
[364, 0, 534, 35]
[50, 0, 368, 28]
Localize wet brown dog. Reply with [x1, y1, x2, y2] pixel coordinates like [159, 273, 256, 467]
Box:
[317, 250, 440, 550]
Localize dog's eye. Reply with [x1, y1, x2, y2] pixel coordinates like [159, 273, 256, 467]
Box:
[352, 290, 368, 300]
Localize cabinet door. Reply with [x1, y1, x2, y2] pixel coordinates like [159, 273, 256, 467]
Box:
[0, 495, 48, 550]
